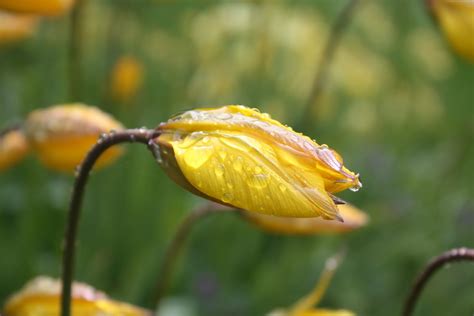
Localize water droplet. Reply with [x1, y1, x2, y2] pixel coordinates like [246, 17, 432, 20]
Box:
[248, 173, 268, 189]
[74, 165, 81, 177]
[214, 163, 225, 179]
[278, 184, 287, 192]
[349, 186, 359, 192]
[218, 150, 227, 160]
[222, 192, 233, 203]
[233, 156, 243, 172]
[182, 145, 213, 169]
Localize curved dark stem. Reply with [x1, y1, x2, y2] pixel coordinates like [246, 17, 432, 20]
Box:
[402, 247, 474, 316]
[153, 203, 232, 307]
[60, 128, 160, 316]
[299, 0, 360, 129]
[0, 122, 22, 138]
[68, 0, 87, 101]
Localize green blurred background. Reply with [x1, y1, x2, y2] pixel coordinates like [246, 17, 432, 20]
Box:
[0, 0, 473, 315]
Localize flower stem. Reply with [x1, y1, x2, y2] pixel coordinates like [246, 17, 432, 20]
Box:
[299, 0, 360, 129]
[60, 128, 160, 316]
[402, 247, 474, 316]
[153, 202, 231, 308]
[68, 0, 87, 101]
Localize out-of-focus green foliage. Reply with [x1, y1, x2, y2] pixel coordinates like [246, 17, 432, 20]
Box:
[0, 1, 472, 315]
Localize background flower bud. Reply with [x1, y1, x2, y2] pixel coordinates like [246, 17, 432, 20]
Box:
[427, 0, 474, 62]
[0, 11, 37, 44]
[24, 103, 124, 172]
[0, 0, 74, 16]
[154, 105, 361, 220]
[3, 276, 151, 316]
[0, 128, 29, 171]
[110, 55, 144, 104]
[242, 203, 369, 235]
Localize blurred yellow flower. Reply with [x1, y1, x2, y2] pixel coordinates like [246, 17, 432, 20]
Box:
[0, 128, 29, 171]
[0, 0, 74, 16]
[24, 103, 124, 172]
[3, 276, 151, 316]
[428, 0, 474, 62]
[0, 11, 37, 44]
[110, 55, 144, 104]
[269, 253, 355, 316]
[154, 105, 361, 220]
[242, 203, 368, 235]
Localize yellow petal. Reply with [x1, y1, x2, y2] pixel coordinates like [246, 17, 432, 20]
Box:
[24, 103, 124, 172]
[160, 130, 337, 218]
[242, 203, 369, 234]
[429, 0, 474, 62]
[155, 106, 362, 220]
[3, 276, 151, 316]
[0, 11, 37, 44]
[110, 55, 144, 104]
[0, 0, 74, 15]
[0, 128, 29, 171]
[292, 309, 355, 316]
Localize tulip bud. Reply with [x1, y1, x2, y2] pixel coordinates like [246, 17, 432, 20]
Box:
[0, 128, 29, 171]
[242, 203, 368, 235]
[153, 105, 361, 220]
[0, 11, 37, 44]
[110, 55, 144, 104]
[427, 0, 474, 62]
[24, 103, 124, 172]
[3, 276, 151, 316]
[0, 0, 74, 16]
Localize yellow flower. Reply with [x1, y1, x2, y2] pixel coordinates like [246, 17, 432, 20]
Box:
[0, 0, 74, 16]
[269, 253, 355, 316]
[24, 103, 124, 172]
[0, 128, 29, 171]
[0, 11, 37, 44]
[154, 105, 361, 220]
[110, 55, 144, 104]
[427, 0, 474, 62]
[241, 203, 368, 235]
[3, 276, 151, 316]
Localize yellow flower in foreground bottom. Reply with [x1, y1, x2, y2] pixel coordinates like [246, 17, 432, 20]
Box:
[0, 0, 74, 16]
[154, 105, 361, 220]
[428, 0, 474, 62]
[0, 11, 37, 44]
[25, 103, 124, 172]
[110, 55, 144, 104]
[0, 128, 29, 171]
[242, 204, 368, 235]
[269, 254, 355, 316]
[3, 276, 151, 316]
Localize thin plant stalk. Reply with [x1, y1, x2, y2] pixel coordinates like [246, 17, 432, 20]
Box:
[288, 250, 345, 315]
[153, 203, 232, 307]
[299, 0, 360, 129]
[60, 129, 160, 316]
[0, 122, 22, 138]
[402, 247, 474, 316]
[68, 0, 87, 101]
